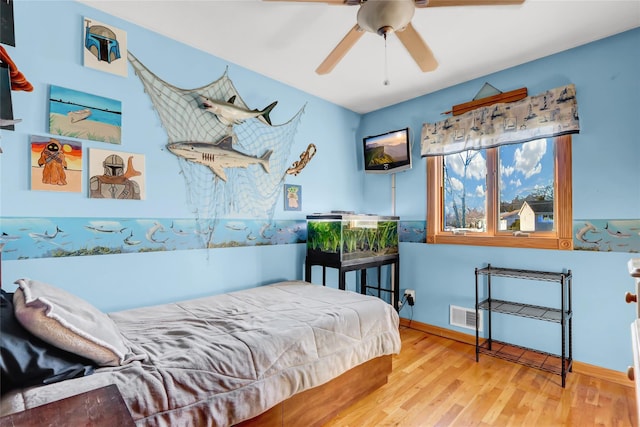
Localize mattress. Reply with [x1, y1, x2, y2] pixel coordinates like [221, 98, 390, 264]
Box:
[1, 281, 401, 426]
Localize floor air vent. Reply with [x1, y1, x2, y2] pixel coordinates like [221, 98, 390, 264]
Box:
[450, 305, 482, 332]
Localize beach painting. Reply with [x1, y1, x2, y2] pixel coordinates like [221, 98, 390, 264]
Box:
[48, 85, 121, 144]
[30, 135, 82, 193]
[83, 17, 127, 77]
[89, 148, 145, 200]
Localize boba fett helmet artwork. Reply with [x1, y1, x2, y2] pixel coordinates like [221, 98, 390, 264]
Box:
[82, 18, 127, 79]
[84, 19, 121, 64]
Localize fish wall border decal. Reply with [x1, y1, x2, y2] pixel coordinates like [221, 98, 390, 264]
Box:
[1, 217, 637, 260]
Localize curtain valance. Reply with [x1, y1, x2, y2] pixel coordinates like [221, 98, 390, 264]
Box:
[420, 84, 579, 157]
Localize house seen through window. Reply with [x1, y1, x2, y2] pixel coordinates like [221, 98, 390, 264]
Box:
[424, 85, 577, 250]
[443, 138, 556, 233]
[427, 135, 573, 250]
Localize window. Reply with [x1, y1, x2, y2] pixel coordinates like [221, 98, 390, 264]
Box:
[427, 135, 573, 250]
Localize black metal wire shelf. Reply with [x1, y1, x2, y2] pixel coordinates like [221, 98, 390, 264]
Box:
[475, 264, 572, 387]
[476, 266, 571, 282]
[477, 339, 573, 377]
[477, 298, 572, 323]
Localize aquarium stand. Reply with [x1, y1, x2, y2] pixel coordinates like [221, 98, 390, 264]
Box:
[305, 253, 400, 311]
[305, 213, 400, 310]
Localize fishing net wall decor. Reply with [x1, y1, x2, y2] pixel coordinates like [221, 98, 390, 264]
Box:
[128, 52, 304, 247]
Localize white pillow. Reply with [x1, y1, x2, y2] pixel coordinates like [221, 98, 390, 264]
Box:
[13, 278, 129, 367]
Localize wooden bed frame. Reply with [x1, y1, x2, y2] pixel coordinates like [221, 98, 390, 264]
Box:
[237, 354, 392, 427]
[0, 266, 395, 425]
[0, 355, 392, 427]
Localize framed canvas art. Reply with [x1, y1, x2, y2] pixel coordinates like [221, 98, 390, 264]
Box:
[48, 85, 122, 144]
[30, 135, 82, 193]
[83, 17, 127, 77]
[284, 184, 302, 211]
[89, 148, 145, 200]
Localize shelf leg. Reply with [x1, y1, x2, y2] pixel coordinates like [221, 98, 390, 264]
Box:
[561, 274, 566, 388]
[304, 258, 311, 283]
[394, 260, 400, 312]
[569, 272, 573, 373]
[475, 267, 480, 362]
[487, 267, 492, 351]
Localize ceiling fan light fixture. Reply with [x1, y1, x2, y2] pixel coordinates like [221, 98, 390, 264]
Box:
[356, 0, 415, 35]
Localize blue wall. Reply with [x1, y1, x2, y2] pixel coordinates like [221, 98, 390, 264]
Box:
[359, 28, 640, 372]
[1, 1, 361, 311]
[1, 1, 639, 372]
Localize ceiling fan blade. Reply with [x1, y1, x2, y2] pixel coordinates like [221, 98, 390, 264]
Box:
[264, 0, 358, 5]
[316, 24, 364, 75]
[396, 22, 438, 72]
[416, 0, 525, 8]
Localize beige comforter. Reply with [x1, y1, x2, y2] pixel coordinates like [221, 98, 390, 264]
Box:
[1, 281, 401, 426]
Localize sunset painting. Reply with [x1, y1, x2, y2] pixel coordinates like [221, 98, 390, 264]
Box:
[30, 135, 82, 193]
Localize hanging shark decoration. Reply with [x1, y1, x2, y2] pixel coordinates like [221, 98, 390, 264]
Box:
[167, 135, 272, 182]
[199, 95, 277, 127]
[127, 51, 305, 246]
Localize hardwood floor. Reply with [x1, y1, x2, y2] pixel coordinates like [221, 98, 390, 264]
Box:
[324, 326, 637, 426]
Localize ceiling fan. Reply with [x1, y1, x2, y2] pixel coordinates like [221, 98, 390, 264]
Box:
[266, 0, 525, 75]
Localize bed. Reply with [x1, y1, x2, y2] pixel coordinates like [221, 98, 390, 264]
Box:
[0, 278, 401, 426]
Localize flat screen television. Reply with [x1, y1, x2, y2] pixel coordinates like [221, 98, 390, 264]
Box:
[363, 127, 412, 174]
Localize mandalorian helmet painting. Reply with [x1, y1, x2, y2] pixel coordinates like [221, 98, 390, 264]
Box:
[103, 154, 124, 177]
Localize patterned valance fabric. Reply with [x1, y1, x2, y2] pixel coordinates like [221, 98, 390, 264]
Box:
[420, 84, 579, 157]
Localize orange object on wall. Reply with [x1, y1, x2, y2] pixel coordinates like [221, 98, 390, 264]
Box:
[0, 45, 33, 92]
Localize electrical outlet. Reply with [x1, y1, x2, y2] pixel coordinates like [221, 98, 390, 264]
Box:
[404, 289, 415, 305]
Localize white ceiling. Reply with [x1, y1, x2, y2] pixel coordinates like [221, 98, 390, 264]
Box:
[80, 0, 640, 114]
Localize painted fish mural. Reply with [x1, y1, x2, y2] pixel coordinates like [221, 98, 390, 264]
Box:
[573, 219, 640, 252]
[146, 221, 168, 244]
[575, 222, 601, 245]
[0, 218, 638, 260]
[28, 226, 63, 243]
[84, 224, 127, 234]
[124, 231, 141, 246]
[0, 217, 307, 260]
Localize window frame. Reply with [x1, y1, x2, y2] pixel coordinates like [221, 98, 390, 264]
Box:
[426, 134, 573, 250]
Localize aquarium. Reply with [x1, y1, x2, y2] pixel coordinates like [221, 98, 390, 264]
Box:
[306, 213, 399, 266]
